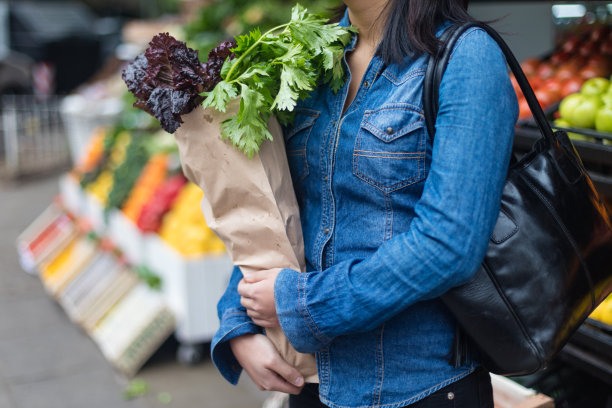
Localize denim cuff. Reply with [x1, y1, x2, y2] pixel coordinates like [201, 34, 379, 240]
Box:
[210, 308, 263, 385]
[275, 268, 330, 353]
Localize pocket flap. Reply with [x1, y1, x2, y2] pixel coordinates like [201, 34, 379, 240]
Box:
[285, 109, 319, 141]
[362, 104, 424, 142]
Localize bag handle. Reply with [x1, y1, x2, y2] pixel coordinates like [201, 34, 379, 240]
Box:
[423, 22, 554, 144]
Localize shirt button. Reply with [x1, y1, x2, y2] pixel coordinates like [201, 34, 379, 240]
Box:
[447, 392, 455, 400]
[324, 175, 328, 182]
[363, 80, 369, 88]
[386, 126, 394, 135]
[324, 228, 330, 235]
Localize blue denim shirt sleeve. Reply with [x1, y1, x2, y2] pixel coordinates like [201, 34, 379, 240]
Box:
[210, 265, 264, 384]
[275, 28, 519, 353]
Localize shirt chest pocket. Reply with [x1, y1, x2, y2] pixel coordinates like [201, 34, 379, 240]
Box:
[353, 105, 427, 192]
[284, 109, 319, 184]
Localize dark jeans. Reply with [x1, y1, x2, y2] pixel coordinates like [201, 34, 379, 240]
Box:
[288, 368, 494, 408]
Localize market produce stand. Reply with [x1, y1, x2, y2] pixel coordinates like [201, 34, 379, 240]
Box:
[9, 1, 612, 406]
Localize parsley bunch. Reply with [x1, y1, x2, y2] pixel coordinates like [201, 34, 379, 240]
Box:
[203, 4, 356, 157]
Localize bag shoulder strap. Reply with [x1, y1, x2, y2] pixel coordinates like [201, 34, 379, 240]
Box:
[423, 22, 554, 144]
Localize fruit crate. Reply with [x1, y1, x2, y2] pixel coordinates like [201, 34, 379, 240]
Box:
[143, 234, 232, 363]
[108, 209, 145, 266]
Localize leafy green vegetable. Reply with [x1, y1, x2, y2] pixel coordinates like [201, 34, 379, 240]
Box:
[202, 3, 356, 158]
[123, 3, 356, 158]
[105, 133, 149, 213]
[122, 379, 149, 400]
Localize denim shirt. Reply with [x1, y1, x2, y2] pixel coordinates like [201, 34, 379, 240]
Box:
[211, 12, 518, 408]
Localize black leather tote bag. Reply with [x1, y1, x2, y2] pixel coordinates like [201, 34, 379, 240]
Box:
[423, 22, 612, 376]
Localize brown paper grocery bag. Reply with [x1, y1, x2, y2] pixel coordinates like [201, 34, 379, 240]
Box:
[174, 101, 318, 383]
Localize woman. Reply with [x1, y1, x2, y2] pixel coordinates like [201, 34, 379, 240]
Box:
[211, 0, 518, 406]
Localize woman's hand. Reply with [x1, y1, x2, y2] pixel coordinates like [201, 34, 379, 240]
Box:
[230, 333, 304, 394]
[238, 268, 281, 327]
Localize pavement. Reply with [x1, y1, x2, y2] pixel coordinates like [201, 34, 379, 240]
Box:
[0, 172, 269, 408]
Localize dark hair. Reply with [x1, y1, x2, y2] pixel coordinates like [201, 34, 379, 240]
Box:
[332, 1, 473, 64]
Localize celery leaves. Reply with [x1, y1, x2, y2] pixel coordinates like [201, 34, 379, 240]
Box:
[202, 3, 356, 158]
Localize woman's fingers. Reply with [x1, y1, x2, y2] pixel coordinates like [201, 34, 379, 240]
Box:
[258, 370, 303, 395]
[267, 353, 305, 389]
[250, 315, 280, 328]
[240, 294, 254, 309]
[229, 334, 304, 395]
[242, 267, 282, 283]
[239, 278, 279, 325]
[237, 278, 252, 298]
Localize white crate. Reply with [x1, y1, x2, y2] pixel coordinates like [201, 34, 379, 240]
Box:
[108, 209, 144, 266]
[60, 95, 121, 165]
[58, 173, 85, 216]
[90, 283, 175, 377]
[143, 234, 232, 344]
[82, 192, 107, 235]
[16, 204, 78, 274]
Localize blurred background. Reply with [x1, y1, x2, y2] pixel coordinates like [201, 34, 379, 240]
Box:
[1, 1, 612, 408]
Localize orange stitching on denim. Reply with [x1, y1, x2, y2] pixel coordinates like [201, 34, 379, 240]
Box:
[354, 153, 422, 160]
[381, 68, 426, 86]
[364, 104, 424, 117]
[354, 150, 421, 156]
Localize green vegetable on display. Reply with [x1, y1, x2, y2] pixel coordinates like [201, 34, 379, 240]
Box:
[105, 133, 150, 213]
[122, 4, 356, 158]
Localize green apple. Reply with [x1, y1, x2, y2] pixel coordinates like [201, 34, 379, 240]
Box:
[559, 93, 584, 120]
[603, 93, 612, 106]
[568, 95, 604, 129]
[581, 77, 610, 96]
[554, 119, 594, 142]
[553, 118, 572, 129]
[596, 105, 612, 133]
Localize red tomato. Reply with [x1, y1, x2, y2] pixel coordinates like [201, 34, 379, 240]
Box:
[561, 77, 584, 98]
[550, 51, 571, 66]
[590, 26, 609, 43]
[536, 62, 556, 80]
[601, 41, 612, 57]
[527, 76, 543, 90]
[534, 88, 554, 109]
[520, 58, 540, 77]
[542, 78, 562, 102]
[555, 62, 579, 81]
[562, 36, 581, 53]
[586, 54, 607, 66]
[581, 64, 608, 80]
[579, 41, 599, 58]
